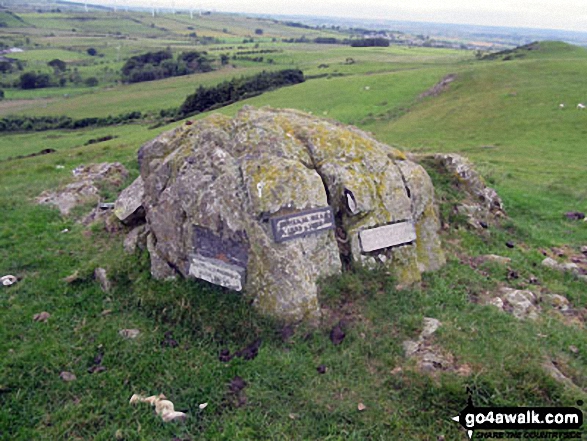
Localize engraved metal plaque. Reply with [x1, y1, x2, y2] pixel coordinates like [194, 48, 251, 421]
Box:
[270, 206, 335, 243]
[358, 221, 416, 253]
[189, 254, 246, 291]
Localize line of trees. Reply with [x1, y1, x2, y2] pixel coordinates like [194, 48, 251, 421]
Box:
[0, 112, 142, 132]
[350, 38, 390, 47]
[176, 69, 305, 118]
[121, 50, 213, 84]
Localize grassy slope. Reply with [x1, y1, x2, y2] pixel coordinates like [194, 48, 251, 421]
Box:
[0, 17, 586, 439]
[365, 41, 587, 246]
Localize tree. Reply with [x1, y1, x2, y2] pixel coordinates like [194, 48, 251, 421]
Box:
[220, 54, 230, 65]
[85, 77, 98, 87]
[48, 58, 66, 73]
[255, 28, 263, 35]
[87, 47, 97, 56]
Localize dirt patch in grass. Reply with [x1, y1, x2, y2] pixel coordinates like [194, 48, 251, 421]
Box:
[418, 73, 457, 99]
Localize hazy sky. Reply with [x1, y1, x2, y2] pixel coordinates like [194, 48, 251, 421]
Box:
[89, 0, 587, 32]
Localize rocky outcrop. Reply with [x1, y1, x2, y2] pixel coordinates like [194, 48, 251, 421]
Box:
[37, 163, 128, 216]
[114, 175, 144, 225]
[414, 153, 505, 229]
[135, 106, 445, 321]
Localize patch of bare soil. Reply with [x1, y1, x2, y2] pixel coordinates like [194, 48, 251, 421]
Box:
[419, 74, 457, 99]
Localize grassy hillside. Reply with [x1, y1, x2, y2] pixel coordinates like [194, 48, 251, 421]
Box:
[0, 9, 586, 439]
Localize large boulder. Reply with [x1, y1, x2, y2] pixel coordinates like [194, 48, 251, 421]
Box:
[137, 107, 445, 321]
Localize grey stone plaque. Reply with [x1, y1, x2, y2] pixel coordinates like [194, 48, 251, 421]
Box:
[358, 221, 416, 253]
[270, 206, 335, 243]
[189, 253, 246, 291]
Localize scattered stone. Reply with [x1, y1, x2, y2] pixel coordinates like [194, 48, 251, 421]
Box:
[199, 403, 208, 410]
[417, 153, 505, 229]
[330, 323, 346, 345]
[357, 402, 367, 411]
[580, 246, 587, 256]
[119, 329, 140, 339]
[507, 270, 519, 280]
[138, 107, 445, 321]
[476, 254, 511, 265]
[37, 162, 128, 216]
[63, 270, 80, 284]
[317, 365, 327, 374]
[60, 371, 77, 382]
[528, 275, 539, 285]
[500, 288, 539, 320]
[569, 345, 579, 354]
[489, 297, 504, 309]
[114, 176, 145, 225]
[545, 294, 572, 312]
[542, 257, 581, 275]
[33, 311, 51, 322]
[1, 275, 17, 286]
[420, 317, 441, 339]
[506, 241, 515, 249]
[542, 359, 579, 390]
[123, 224, 149, 254]
[94, 267, 111, 293]
[101, 309, 112, 316]
[564, 211, 585, 221]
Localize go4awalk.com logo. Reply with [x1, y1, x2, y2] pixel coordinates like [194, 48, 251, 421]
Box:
[451, 393, 584, 439]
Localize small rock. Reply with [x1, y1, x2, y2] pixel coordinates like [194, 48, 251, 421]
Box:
[330, 323, 346, 345]
[101, 309, 112, 316]
[545, 294, 572, 312]
[479, 221, 488, 229]
[506, 241, 515, 248]
[317, 364, 327, 374]
[501, 288, 539, 320]
[478, 254, 511, 265]
[94, 268, 111, 293]
[420, 317, 441, 339]
[33, 311, 51, 322]
[542, 257, 560, 270]
[119, 329, 140, 339]
[507, 270, 519, 280]
[60, 371, 77, 382]
[402, 340, 420, 358]
[63, 271, 80, 284]
[489, 297, 504, 310]
[199, 402, 208, 410]
[569, 345, 579, 354]
[123, 224, 149, 254]
[114, 176, 145, 225]
[528, 275, 539, 284]
[357, 402, 367, 411]
[580, 246, 587, 256]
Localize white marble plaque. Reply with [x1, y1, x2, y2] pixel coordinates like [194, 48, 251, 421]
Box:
[189, 254, 246, 291]
[358, 221, 416, 253]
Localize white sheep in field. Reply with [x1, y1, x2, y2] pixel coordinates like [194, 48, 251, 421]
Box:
[577, 103, 585, 109]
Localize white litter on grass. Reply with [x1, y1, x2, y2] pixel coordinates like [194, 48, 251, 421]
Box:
[130, 393, 187, 422]
[119, 329, 140, 339]
[1, 275, 17, 286]
[199, 402, 208, 410]
[56, 165, 65, 169]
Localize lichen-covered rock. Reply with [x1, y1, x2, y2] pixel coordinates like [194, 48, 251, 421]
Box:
[37, 163, 128, 215]
[416, 153, 505, 229]
[138, 107, 444, 321]
[114, 176, 145, 225]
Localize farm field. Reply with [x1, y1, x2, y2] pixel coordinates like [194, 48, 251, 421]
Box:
[0, 5, 586, 441]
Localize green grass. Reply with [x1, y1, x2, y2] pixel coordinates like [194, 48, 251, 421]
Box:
[0, 11, 586, 439]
